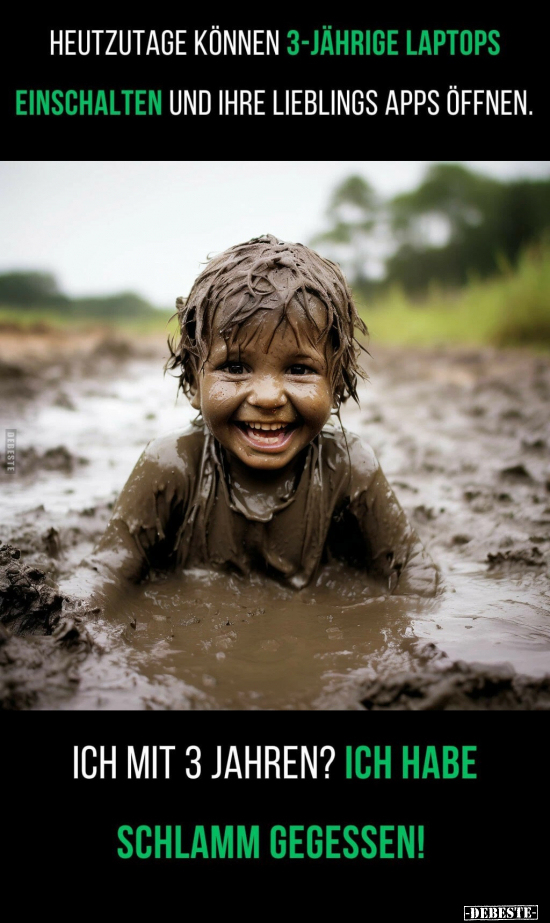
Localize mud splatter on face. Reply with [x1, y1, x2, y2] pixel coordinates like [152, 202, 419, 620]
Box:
[196, 296, 335, 474]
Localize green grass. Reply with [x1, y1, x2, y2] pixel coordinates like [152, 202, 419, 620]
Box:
[0, 306, 177, 337]
[357, 242, 550, 348]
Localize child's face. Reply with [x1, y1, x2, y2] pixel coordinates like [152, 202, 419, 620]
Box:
[196, 298, 334, 472]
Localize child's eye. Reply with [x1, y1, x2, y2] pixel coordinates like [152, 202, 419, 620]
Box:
[288, 364, 315, 375]
[221, 362, 246, 375]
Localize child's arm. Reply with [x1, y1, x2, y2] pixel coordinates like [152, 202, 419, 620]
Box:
[62, 430, 196, 611]
[344, 435, 439, 596]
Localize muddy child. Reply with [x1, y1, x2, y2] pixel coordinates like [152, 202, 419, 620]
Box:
[76, 235, 438, 607]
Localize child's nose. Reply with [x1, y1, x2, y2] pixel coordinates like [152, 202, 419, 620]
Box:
[248, 374, 287, 409]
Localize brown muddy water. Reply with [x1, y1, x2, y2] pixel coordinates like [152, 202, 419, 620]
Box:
[1, 334, 550, 709]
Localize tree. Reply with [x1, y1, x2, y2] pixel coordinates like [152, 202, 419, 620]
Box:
[0, 271, 68, 308]
[311, 175, 381, 296]
[311, 164, 550, 295]
[387, 164, 550, 292]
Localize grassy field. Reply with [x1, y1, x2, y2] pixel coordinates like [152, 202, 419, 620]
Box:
[358, 242, 550, 348]
[0, 306, 177, 337]
[1, 243, 549, 349]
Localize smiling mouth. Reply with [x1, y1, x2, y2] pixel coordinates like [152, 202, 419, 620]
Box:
[233, 421, 297, 449]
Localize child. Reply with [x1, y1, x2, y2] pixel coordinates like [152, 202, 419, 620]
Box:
[76, 234, 438, 607]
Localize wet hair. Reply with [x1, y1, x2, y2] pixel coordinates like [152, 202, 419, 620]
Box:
[166, 234, 368, 407]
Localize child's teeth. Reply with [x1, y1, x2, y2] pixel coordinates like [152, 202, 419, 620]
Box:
[248, 423, 286, 431]
[242, 422, 291, 443]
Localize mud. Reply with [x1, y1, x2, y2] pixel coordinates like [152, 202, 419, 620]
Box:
[86, 425, 437, 597]
[1, 331, 549, 709]
[359, 656, 550, 710]
[14, 445, 89, 476]
[0, 327, 161, 412]
[0, 543, 92, 709]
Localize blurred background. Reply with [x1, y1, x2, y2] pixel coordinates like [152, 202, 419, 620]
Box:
[2, 160, 550, 347]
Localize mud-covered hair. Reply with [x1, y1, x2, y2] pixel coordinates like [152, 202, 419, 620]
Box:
[166, 234, 368, 407]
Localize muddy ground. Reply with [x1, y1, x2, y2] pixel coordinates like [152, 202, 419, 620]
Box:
[1, 327, 549, 709]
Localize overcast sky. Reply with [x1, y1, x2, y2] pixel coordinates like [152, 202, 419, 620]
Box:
[2, 160, 549, 306]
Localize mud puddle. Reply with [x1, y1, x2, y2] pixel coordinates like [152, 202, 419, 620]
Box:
[1, 335, 549, 709]
[79, 559, 546, 710]
[98, 567, 425, 710]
